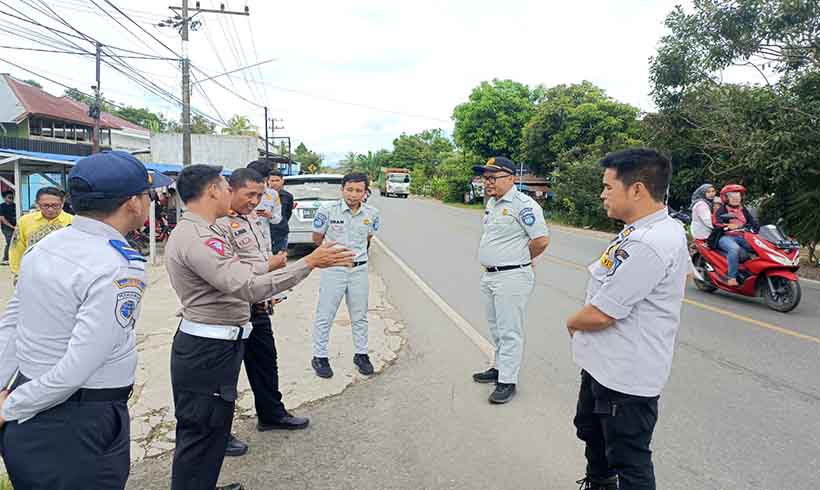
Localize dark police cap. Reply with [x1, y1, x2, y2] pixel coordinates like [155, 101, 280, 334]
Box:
[69, 151, 173, 200]
[472, 156, 516, 175]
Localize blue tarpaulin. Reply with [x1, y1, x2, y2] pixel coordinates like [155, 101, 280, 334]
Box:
[0, 149, 232, 175]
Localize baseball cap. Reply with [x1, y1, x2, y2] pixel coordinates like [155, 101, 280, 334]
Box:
[472, 156, 517, 175]
[68, 151, 173, 200]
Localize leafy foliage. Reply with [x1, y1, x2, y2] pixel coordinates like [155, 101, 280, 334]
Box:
[452, 79, 541, 160]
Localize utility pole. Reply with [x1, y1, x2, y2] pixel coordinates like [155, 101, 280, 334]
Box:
[165, 1, 250, 165]
[264, 106, 269, 157]
[91, 41, 101, 153]
[181, 0, 191, 165]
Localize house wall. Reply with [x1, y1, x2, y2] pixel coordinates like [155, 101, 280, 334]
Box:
[0, 120, 28, 137]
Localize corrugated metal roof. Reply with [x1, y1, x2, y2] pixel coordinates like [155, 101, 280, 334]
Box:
[3, 74, 118, 129]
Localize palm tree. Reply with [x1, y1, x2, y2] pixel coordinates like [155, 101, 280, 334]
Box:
[339, 152, 360, 174]
[221, 115, 257, 136]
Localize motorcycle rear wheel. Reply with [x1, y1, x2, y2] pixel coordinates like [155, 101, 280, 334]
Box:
[762, 275, 801, 313]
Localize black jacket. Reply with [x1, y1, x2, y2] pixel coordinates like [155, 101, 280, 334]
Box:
[713, 204, 759, 232]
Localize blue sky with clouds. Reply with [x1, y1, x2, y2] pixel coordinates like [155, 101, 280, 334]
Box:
[0, 0, 766, 165]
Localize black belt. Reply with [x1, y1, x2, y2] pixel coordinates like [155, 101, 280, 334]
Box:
[484, 263, 531, 273]
[353, 260, 368, 267]
[12, 374, 132, 402]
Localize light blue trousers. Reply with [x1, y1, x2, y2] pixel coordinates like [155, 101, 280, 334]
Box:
[480, 267, 535, 384]
[312, 264, 369, 358]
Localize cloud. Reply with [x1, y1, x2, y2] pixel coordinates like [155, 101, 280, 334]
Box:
[0, 0, 768, 160]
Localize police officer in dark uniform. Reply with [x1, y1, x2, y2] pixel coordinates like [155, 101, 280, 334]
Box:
[165, 165, 353, 490]
[0, 151, 171, 490]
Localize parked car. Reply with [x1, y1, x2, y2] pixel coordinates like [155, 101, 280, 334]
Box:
[285, 174, 344, 249]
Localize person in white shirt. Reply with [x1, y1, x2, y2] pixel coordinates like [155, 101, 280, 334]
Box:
[689, 183, 716, 240]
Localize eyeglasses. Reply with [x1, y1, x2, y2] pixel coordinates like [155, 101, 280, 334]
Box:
[38, 203, 63, 210]
[482, 174, 512, 184]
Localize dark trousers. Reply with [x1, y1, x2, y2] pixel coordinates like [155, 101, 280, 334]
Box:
[574, 370, 659, 490]
[171, 331, 245, 490]
[270, 226, 289, 254]
[2, 226, 13, 261]
[246, 308, 288, 423]
[1, 399, 130, 490]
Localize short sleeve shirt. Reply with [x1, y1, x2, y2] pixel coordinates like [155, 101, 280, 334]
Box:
[312, 200, 380, 262]
[0, 202, 16, 229]
[572, 208, 690, 397]
[478, 188, 549, 267]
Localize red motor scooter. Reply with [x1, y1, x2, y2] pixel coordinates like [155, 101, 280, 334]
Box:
[692, 224, 802, 312]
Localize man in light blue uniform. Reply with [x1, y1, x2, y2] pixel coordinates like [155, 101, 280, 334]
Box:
[0, 151, 171, 490]
[472, 157, 550, 404]
[311, 173, 380, 378]
[568, 149, 689, 490]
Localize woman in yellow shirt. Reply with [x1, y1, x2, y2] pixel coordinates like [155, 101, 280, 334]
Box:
[9, 187, 74, 275]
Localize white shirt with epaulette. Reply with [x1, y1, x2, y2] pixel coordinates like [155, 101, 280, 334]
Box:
[479, 187, 549, 267]
[312, 200, 380, 262]
[573, 208, 690, 397]
[0, 216, 146, 422]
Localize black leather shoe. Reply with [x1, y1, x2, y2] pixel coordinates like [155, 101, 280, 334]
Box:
[312, 357, 333, 378]
[224, 434, 248, 457]
[353, 353, 374, 375]
[472, 367, 498, 384]
[215, 484, 244, 490]
[258, 414, 310, 431]
[488, 383, 516, 404]
[576, 475, 618, 490]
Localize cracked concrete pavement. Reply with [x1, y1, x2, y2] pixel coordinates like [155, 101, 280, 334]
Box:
[0, 260, 405, 465]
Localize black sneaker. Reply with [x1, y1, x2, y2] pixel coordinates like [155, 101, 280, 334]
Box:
[576, 475, 618, 490]
[472, 367, 498, 384]
[216, 484, 244, 490]
[488, 383, 516, 404]
[224, 434, 248, 457]
[353, 353, 374, 375]
[312, 357, 333, 378]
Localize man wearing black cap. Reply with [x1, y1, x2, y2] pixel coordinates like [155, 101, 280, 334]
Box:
[471, 157, 550, 404]
[0, 151, 171, 490]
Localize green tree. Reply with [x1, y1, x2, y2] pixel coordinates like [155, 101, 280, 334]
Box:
[293, 142, 324, 172]
[63, 87, 114, 112]
[452, 79, 541, 160]
[191, 114, 216, 135]
[647, 0, 820, 256]
[221, 115, 257, 136]
[112, 106, 168, 132]
[339, 152, 361, 174]
[520, 81, 642, 175]
[23, 79, 42, 88]
[391, 129, 452, 169]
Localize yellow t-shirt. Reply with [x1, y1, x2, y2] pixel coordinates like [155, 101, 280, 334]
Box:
[9, 210, 74, 274]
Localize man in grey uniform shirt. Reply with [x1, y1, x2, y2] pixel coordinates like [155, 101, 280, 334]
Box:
[568, 149, 689, 490]
[0, 151, 171, 490]
[471, 157, 550, 404]
[310, 173, 380, 379]
[166, 165, 353, 490]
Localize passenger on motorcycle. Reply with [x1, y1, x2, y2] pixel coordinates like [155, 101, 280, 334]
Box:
[690, 183, 716, 240]
[713, 184, 758, 287]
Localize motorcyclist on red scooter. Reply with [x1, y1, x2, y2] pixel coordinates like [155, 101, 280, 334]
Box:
[713, 184, 759, 287]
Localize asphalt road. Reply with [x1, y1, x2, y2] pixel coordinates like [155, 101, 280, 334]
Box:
[127, 195, 819, 489]
[370, 195, 820, 489]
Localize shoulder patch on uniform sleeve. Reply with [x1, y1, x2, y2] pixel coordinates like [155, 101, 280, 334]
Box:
[115, 282, 143, 329]
[519, 207, 537, 226]
[313, 212, 328, 229]
[373, 215, 380, 231]
[606, 248, 630, 277]
[205, 238, 226, 256]
[109, 240, 147, 262]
